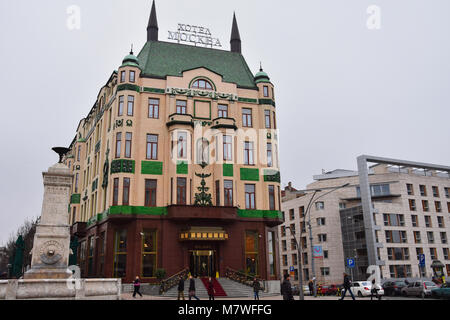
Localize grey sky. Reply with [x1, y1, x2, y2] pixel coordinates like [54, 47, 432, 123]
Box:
[0, 0, 449, 245]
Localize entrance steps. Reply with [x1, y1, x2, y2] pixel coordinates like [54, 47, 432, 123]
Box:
[161, 278, 277, 299]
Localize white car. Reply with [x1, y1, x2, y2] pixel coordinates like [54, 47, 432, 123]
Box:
[401, 281, 438, 298]
[350, 281, 385, 297]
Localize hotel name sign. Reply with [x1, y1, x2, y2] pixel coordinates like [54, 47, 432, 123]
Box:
[168, 23, 222, 48]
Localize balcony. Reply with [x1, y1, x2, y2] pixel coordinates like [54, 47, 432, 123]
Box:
[211, 117, 237, 130]
[166, 113, 194, 128]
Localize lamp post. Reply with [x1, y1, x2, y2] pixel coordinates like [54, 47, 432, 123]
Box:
[285, 226, 304, 300]
[303, 183, 350, 297]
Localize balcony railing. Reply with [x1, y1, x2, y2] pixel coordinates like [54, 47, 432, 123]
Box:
[166, 113, 194, 128]
[211, 117, 237, 130]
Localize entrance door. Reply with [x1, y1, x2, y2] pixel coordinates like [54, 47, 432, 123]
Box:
[189, 250, 216, 278]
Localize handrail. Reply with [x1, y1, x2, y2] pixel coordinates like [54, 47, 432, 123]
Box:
[225, 267, 265, 290]
[159, 268, 189, 295]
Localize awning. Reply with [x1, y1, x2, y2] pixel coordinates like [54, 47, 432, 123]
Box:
[179, 227, 229, 241]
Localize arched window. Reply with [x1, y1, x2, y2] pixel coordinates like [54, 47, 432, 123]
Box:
[191, 79, 213, 90]
[196, 138, 209, 164]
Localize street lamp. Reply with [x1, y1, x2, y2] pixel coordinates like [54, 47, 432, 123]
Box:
[285, 226, 304, 300]
[304, 182, 350, 297]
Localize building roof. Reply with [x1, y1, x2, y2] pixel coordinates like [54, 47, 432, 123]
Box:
[137, 41, 257, 89]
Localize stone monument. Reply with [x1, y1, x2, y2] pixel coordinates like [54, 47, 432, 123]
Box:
[24, 148, 73, 279]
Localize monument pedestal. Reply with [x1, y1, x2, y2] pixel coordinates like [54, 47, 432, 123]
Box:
[24, 162, 73, 280]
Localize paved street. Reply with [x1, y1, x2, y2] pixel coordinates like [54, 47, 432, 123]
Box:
[121, 293, 442, 301]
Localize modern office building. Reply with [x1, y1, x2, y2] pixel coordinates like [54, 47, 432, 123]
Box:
[64, 1, 282, 284]
[279, 156, 450, 285]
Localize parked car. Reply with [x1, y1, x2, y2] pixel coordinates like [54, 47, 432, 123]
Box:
[382, 280, 408, 296]
[401, 280, 438, 298]
[292, 285, 310, 296]
[327, 284, 339, 296]
[431, 282, 450, 299]
[350, 281, 384, 297]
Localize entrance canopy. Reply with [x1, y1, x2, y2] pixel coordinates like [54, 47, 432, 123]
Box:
[180, 227, 228, 241]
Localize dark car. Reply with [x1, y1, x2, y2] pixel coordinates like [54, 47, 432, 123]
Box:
[431, 282, 450, 299]
[383, 280, 407, 296]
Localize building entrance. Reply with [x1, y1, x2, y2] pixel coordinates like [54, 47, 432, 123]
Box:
[189, 250, 216, 278]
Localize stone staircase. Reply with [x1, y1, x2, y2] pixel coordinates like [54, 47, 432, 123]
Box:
[161, 278, 277, 299]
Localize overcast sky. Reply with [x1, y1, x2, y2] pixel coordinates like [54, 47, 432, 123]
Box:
[0, 0, 449, 245]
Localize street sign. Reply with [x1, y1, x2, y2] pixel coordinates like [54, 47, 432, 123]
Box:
[347, 258, 355, 268]
[419, 254, 425, 267]
[313, 246, 323, 259]
[289, 266, 295, 272]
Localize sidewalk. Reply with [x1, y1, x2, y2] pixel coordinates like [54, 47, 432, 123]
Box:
[121, 293, 342, 300]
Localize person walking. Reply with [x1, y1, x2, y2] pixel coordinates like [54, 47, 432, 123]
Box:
[339, 273, 355, 300]
[207, 277, 215, 301]
[252, 278, 261, 300]
[370, 279, 381, 301]
[308, 280, 314, 296]
[281, 274, 294, 300]
[177, 276, 185, 300]
[133, 276, 143, 298]
[188, 275, 200, 300]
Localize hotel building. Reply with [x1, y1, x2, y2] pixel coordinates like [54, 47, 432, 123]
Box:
[64, 1, 282, 284]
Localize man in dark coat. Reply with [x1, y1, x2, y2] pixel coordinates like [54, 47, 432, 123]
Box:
[207, 277, 215, 300]
[308, 280, 314, 296]
[188, 275, 200, 300]
[177, 276, 185, 300]
[252, 278, 261, 300]
[281, 274, 294, 300]
[340, 273, 355, 300]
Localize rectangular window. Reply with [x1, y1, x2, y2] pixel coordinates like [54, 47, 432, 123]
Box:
[123, 178, 130, 206]
[318, 234, 327, 242]
[315, 201, 325, 210]
[224, 180, 233, 206]
[432, 186, 439, 197]
[144, 179, 157, 207]
[142, 230, 157, 278]
[244, 141, 254, 165]
[425, 216, 432, 228]
[177, 132, 187, 159]
[263, 86, 269, 97]
[176, 100, 187, 114]
[118, 96, 124, 116]
[430, 248, 437, 260]
[406, 184, 414, 195]
[148, 99, 159, 119]
[125, 132, 132, 158]
[435, 201, 442, 212]
[321, 267, 330, 276]
[419, 185, 427, 196]
[411, 215, 418, 227]
[215, 180, 220, 206]
[291, 239, 297, 251]
[120, 71, 126, 83]
[268, 231, 276, 276]
[115, 132, 122, 158]
[129, 71, 135, 83]
[74, 173, 79, 193]
[218, 104, 228, 118]
[113, 229, 127, 278]
[422, 200, 429, 212]
[441, 232, 448, 244]
[146, 134, 158, 160]
[443, 248, 449, 260]
[438, 216, 445, 228]
[267, 143, 273, 167]
[242, 108, 252, 127]
[427, 232, 435, 244]
[445, 187, 450, 198]
[317, 217, 326, 226]
[127, 96, 134, 116]
[223, 135, 232, 161]
[268, 185, 275, 211]
[245, 184, 256, 210]
[389, 265, 412, 278]
[245, 231, 259, 275]
[299, 206, 305, 218]
[177, 177, 187, 205]
[289, 209, 295, 220]
[409, 199, 416, 211]
[264, 110, 271, 128]
[77, 146, 81, 161]
[414, 231, 421, 244]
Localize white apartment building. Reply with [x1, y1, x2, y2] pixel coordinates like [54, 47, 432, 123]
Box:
[279, 158, 450, 285]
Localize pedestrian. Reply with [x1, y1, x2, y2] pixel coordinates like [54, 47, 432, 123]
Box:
[281, 274, 294, 300]
[339, 273, 355, 300]
[188, 275, 200, 300]
[177, 276, 185, 300]
[133, 276, 143, 298]
[252, 278, 261, 300]
[207, 277, 215, 301]
[370, 279, 381, 301]
[308, 280, 314, 296]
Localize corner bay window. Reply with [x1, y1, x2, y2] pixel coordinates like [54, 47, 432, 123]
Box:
[113, 178, 119, 206]
[268, 185, 275, 211]
[177, 132, 187, 159]
[125, 132, 132, 158]
[113, 229, 127, 278]
[218, 104, 228, 118]
[176, 100, 187, 114]
[264, 110, 271, 128]
[129, 70, 135, 83]
[115, 132, 122, 158]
